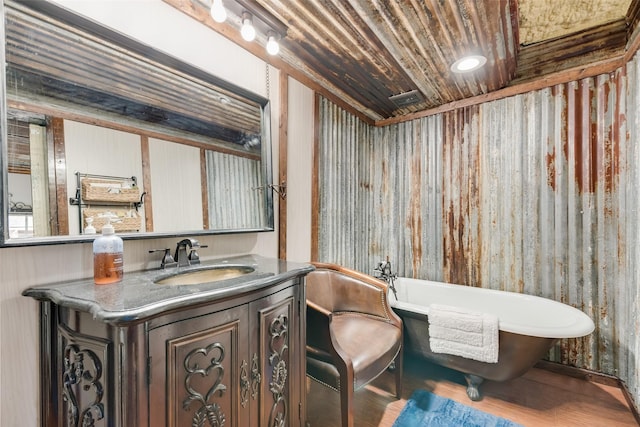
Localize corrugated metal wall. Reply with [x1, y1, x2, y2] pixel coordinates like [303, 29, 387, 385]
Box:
[316, 57, 640, 406]
[317, 98, 445, 276]
[206, 150, 266, 229]
[623, 54, 640, 407]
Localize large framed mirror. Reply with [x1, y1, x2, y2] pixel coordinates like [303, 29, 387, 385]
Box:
[1, 0, 274, 246]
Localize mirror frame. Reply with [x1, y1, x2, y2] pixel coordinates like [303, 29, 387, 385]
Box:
[0, 0, 275, 247]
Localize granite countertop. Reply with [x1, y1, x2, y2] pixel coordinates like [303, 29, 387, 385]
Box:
[22, 254, 314, 324]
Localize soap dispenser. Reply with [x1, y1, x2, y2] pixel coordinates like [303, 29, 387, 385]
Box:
[84, 217, 96, 234]
[93, 219, 124, 285]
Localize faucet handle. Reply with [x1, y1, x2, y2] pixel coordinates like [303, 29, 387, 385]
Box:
[373, 260, 386, 276]
[149, 248, 177, 269]
[188, 244, 208, 265]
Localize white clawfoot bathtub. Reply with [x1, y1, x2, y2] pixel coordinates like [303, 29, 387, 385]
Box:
[389, 277, 595, 400]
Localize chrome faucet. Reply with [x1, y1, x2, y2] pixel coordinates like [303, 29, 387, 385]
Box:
[174, 238, 208, 267]
[175, 238, 196, 267]
[150, 239, 208, 269]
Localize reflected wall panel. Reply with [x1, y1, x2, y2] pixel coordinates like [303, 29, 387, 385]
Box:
[206, 150, 266, 230]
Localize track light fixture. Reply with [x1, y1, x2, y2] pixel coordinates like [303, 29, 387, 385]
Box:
[266, 32, 280, 55]
[202, 0, 285, 56]
[210, 0, 227, 23]
[240, 11, 256, 42]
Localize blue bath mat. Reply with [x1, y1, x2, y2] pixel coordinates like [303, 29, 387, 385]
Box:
[393, 390, 523, 427]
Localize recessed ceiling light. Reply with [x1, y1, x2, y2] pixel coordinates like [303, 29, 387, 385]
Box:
[450, 55, 487, 73]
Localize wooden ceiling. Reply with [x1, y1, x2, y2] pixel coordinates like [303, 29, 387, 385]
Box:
[167, 0, 637, 123]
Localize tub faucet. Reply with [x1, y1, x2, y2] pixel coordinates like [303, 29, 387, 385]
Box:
[373, 256, 398, 299]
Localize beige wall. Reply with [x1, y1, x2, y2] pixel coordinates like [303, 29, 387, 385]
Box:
[0, 1, 314, 425]
[148, 137, 203, 232]
[286, 78, 315, 262]
[64, 121, 146, 234]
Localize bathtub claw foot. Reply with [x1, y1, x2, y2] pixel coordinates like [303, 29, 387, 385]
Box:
[464, 374, 484, 401]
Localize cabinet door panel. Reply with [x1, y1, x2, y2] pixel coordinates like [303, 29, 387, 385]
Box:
[251, 286, 300, 426]
[58, 324, 112, 427]
[149, 305, 249, 427]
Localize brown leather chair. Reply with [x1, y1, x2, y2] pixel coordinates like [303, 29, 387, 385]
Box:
[306, 262, 403, 427]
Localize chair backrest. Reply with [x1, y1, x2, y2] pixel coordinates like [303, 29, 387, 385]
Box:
[306, 264, 393, 320]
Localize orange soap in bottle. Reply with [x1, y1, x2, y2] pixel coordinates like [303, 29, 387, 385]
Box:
[93, 218, 124, 285]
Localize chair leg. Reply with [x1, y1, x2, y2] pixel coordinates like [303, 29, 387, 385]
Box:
[336, 363, 355, 427]
[394, 349, 403, 399]
[339, 382, 354, 427]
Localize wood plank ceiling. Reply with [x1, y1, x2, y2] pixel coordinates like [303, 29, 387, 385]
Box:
[167, 0, 634, 123]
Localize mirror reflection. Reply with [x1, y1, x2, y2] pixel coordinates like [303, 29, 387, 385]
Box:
[3, 0, 274, 243]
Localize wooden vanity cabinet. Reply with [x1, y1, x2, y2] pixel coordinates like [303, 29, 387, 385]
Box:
[148, 285, 301, 427]
[35, 275, 306, 427]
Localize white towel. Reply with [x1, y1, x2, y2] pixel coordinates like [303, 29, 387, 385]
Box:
[428, 304, 499, 363]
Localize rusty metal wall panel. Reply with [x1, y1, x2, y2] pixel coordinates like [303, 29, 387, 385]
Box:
[317, 96, 443, 277]
[474, 72, 638, 378]
[623, 54, 640, 404]
[316, 97, 370, 267]
[369, 116, 444, 278]
[316, 59, 640, 405]
[442, 105, 482, 287]
[471, 83, 617, 371]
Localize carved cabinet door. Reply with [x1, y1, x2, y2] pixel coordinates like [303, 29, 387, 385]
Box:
[249, 285, 302, 427]
[148, 304, 250, 427]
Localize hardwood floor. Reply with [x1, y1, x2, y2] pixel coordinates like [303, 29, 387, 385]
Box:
[306, 354, 638, 426]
